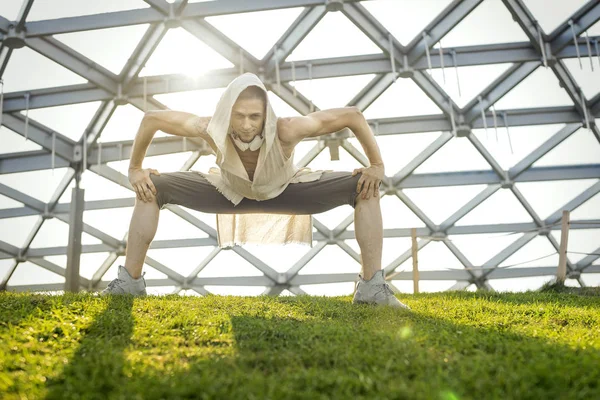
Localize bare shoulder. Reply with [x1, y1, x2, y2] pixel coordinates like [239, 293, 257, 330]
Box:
[276, 118, 298, 160]
[276, 115, 320, 146]
[277, 117, 300, 147]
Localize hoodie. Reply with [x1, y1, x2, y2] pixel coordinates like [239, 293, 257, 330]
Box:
[198, 73, 330, 248]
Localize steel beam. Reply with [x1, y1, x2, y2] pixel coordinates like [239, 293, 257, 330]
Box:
[459, 0, 599, 152]
[2, 84, 112, 112]
[129, 71, 239, 99]
[3, 0, 599, 295]
[503, 0, 600, 144]
[0, 150, 71, 174]
[443, 240, 482, 284]
[510, 182, 578, 276]
[439, 185, 500, 231]
[64, 175, 85, 292]
[398, 164, 600, 188]
[6, 264, 597, 292]
[2, 9, 197, 292]
[463, 62, 539, 123]
[406, 0, 483, 64]
[548, 1, 600, 54]
[508, 123, 581, 179]
[79, 15, 209, 290]
[121, 23, 170, 91]
[14, 0, 36, 33]
[24, 9, 165, 37]
[480, 232, 538, 280]
[348, 73, 395, 111]
[3, 164, 597, 222]
[0, 15, 10, 34]
[140, 0, 261, 131]
[1, 40, 593, 113]
[551, 60, 600, 143]
[268, 81, 314, 115]
[0, 46, 12, 78]
[25, 36, 119, 94]
[545, 181, 600, 225]
[576, 246, 600, 272]
[0, 0, 34, 78]
[2, 221, 599, 259]
[342, 2, 461, 126]
[466, 133, 507, 180]
[394, 190, 437, 231]
[485, 265, 600, 279]
[3, 163, 597, 206]
[1, 113, 75, 162]
[180, 19, 260, 73]
[143, 0, 167, 12]
[411, 69, 461, 120]
[0, 167, 76, 290]
[21, 0, 366, 37]
[62, 136, 210, 174]
[0, 182, 48, 212]
[262, 6, 326, 75]
[392, 132, 454, 183]
[592, 93, 600, 116]
[470, 106, 586, 128]
[2, 99, 117, 292]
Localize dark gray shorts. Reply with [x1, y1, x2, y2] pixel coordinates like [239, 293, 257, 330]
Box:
[149, 170, 365, 215]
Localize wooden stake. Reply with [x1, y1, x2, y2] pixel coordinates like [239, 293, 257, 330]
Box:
[557, 210, 570, 283]
[412, 228, 419, 294]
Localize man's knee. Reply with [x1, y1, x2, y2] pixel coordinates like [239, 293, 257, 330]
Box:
[149, 174, 168, 208]
[352, 172, 383, 206]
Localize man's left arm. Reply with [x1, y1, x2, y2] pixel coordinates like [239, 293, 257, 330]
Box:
[282, 107, 385, 200]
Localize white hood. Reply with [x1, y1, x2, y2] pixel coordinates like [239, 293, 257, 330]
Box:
[206, 73, 277, 174]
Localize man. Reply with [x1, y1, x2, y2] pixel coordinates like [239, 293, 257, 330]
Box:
[100, 73, 409, 309]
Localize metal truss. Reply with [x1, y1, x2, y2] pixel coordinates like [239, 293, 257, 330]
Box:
[1, 0, 599, 294]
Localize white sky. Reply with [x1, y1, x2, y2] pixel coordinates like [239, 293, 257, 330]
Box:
[1, 0, 599, 296]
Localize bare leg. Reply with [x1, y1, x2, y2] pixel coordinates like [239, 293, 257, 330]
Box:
[354, 194, 382, 281]
[124, 197, 160, 279]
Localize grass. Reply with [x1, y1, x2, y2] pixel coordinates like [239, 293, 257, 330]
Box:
[0, 290, 599, 400]
[539, 280, 600, 296]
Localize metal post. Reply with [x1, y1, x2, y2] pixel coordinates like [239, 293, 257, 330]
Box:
[65, 170, 85, 293]
[411, 228, 419, 294]
[557, 210, 570, 284]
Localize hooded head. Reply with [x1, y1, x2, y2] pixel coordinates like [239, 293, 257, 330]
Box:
[230, 85, 266, 146]
[207, 73, 277, 166]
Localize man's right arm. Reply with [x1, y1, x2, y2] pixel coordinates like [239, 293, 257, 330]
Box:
[129, 110, 213, 170]
[128, 110, 213, 202]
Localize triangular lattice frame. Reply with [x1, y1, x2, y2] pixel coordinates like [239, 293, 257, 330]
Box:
[1, 0, 599, 294]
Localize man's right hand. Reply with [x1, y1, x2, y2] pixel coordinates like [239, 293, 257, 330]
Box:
[128, 167, 161, 203]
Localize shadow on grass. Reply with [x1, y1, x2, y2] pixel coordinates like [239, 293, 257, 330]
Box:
[0, 292, 56, 328]
[39, 294, 600, 400]
[44, 294, 135, 400]
[539, 281, 600, 297]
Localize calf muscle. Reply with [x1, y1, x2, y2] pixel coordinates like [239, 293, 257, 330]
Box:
[124, 197, 160, 279]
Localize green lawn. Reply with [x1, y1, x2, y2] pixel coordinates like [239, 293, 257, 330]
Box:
[1, 290, 599, 400]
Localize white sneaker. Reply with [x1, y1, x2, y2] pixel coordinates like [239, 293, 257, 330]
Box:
[352, 270, 410, 309]
[100, 265, 147, 296]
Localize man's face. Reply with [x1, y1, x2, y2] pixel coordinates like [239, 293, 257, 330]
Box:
[230, 97, 265, 143]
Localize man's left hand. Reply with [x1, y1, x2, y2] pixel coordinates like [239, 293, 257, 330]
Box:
[352, 164, 385, 200]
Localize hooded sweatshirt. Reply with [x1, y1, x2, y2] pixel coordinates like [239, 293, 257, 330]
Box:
[197, 73, 331, 248]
